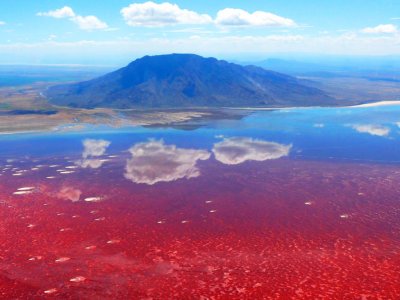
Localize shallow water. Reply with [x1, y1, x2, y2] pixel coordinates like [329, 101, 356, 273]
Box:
[1, 105, 400, 298]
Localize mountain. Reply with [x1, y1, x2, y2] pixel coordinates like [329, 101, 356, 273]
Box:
[45, 54, 337, 109]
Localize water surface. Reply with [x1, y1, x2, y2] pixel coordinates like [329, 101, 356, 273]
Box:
[1, 105, 400, 298]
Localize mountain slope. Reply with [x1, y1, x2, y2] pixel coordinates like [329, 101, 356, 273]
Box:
[45, 54, 336, 108]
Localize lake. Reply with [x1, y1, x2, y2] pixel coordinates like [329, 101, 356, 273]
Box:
[1, 104, 400, 298]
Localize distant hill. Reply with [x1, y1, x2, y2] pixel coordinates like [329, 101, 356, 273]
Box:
[0, 65, 112, 88]
[251, 57, 400, 78]
[45, 54, 337, 109]
[251, 58, 326, 76]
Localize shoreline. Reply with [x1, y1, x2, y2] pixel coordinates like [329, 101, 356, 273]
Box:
[0, 100, 399, 136]
[225, 100, 400, 111]
[349, 100, 400, 108]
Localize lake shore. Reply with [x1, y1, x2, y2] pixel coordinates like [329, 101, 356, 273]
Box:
[350, 100, 400, 108]
[0, 107, 250, 135]
[1, 81, 399, 135]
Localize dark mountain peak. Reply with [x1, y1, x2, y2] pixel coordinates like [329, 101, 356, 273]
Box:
[125, 54, 222, 73]
[120, 54, 217, 85]
[130, 53, 209, 64]
[125, 54, 228, 74]
[46, 54, 337, 109]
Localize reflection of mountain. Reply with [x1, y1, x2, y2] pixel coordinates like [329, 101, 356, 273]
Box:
[213, 137, 291, 165]
[46, 54, 335, 108]
[124, 140, 210, 185]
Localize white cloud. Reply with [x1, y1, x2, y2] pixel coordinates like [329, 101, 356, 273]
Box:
[76, 139, 111, 169]
[1, 32, 400, 64]
[124, 139, 210, 185]
[37, 6, 76, 18]
[362, 24, 398, 34]
[57, 186, 82, 202]
[121, 1, 212, 26]
[350, 124, 390, 137]
[48, 34, 57, 41]
[0, 21, 6, 26]
[212, 137, 292, 165]
[37, 6, 108, 31]
[120, 3, 295, 28]
[215, 8, 296, 27]
[72, 15, 108, 30]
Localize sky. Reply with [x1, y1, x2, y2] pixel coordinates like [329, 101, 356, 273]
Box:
[0, 0, 399, 65]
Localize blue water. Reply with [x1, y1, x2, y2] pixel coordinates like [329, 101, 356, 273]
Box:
[1, 105, 400, 164]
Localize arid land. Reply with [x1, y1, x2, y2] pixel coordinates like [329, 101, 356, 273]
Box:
[1, 75, 400, 134]
[0, 82, 247, 134]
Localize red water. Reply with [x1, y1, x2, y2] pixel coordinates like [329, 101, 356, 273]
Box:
[0, 157, 400, 299]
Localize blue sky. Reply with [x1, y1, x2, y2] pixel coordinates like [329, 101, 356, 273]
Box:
[0, 0, 399, 65]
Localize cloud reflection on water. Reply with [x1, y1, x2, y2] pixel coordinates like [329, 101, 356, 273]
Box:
[350, 124, 390, 137]
[57, 186, 82, 202]
[212, 137, 292, 165]
[124, 139, 211, 185]
[76, 139, 111, 169]
[82, 139, 111, 158]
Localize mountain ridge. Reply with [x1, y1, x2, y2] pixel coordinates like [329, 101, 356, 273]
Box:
[45, 54, 337, 109]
